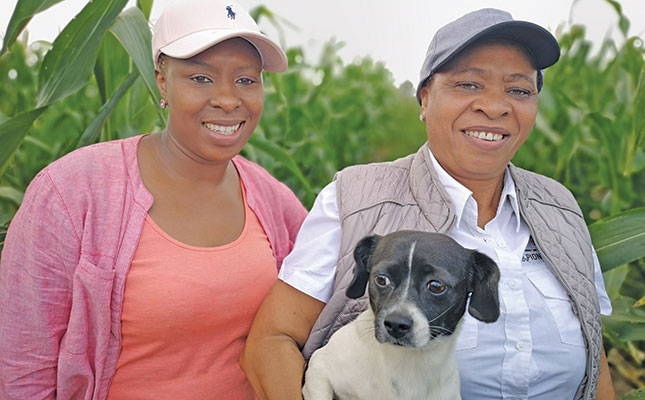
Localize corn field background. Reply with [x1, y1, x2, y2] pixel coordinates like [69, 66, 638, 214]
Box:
[0, 0, 644, 397]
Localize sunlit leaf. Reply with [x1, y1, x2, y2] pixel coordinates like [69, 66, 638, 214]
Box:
[23, 135, 54, 153]
[589, 208, 645, 271]
[634, 296, 645, 309]
[37, 0, 128, 107]
[109, 7, 160, 108]
[1, 0, 64, 55]
[0, 187, 24, 205]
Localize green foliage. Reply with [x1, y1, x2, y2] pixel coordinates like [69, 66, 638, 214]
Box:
[513, 23, 645, 220]
[0, 0, 161, 223]
[0, 0, 64, 55]
[0, 0, 644, 395]
[37, 0, 129, 108]
[589, 208, 645, 272]
[509, 3, 645, 391]
[108, 7, 160, 108]
[0, 107, 46, 176]
[243, 41, 421, 206]
[620, 388, 645, 400]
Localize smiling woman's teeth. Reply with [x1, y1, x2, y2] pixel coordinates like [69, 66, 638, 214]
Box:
[203, 122, 241, 136]
[463, 130, 504, 142]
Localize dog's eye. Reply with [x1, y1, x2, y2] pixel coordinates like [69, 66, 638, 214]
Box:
[426, 280, 446, 294]
[374, 274, 390, 287]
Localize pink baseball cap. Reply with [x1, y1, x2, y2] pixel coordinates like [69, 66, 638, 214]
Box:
[152, 0, 287, 72]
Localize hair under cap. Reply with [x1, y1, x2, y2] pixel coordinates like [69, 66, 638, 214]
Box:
[152, 0, 287, 72]
[416, 8, 560, 104]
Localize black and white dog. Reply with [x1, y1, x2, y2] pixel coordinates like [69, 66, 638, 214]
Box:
[303, 231, 500, 400]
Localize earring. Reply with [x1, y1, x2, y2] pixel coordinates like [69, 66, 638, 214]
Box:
[419, 114, 425, 121]
[160, 99, 167, 109]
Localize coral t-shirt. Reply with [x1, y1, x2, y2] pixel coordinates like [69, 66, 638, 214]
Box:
[107, 194, 275, 399]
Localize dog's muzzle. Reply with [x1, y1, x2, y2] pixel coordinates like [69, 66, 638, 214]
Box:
[384, 312, 413, 339]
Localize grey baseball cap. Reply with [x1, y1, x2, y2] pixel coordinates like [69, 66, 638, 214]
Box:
[416, 8, 560, 104]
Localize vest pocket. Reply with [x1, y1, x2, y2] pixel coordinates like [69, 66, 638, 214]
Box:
[525, 267, 585, 347]
[61, 257, 116, 355]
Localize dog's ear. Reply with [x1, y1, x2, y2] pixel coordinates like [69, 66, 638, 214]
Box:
[468, 251, 501, 323]
[346, 235, 381, 299]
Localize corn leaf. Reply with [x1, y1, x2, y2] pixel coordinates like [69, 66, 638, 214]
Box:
[602, 296, 645, 341]
[93, 31, 131, 142]
[602, 265, 628, 301]
[136, 0, 153, 20]
[0, 107, 47, 177]
[619, 388, 645, 400]
[589, 208, 645, 271]
[603, 0, 630, 37]
[77, 71, 139, 148]
[250, 5, 298, 50]
[1, 0, 64, 55]
[36, 0, 128, 108]
[624, 66, 645, 174]
[247, 134, 314, 204]
[634, 296, 645, 309]
[0, 187, 24, 205]
[109, 7, 162, 116]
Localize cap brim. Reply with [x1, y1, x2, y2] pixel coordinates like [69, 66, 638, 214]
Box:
[159, 30, 288, 72]
[416, 21, 560, 103]
[458, 21, 560, 70]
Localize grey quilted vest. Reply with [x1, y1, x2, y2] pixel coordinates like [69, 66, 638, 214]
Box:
[301, 144, 602, 400]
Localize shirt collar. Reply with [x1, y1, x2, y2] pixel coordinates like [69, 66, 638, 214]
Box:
[427, 146, 521, 232]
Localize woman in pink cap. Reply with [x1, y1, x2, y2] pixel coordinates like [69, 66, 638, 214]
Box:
[242, 8, 615, 400]
[0, 0, 306, 399]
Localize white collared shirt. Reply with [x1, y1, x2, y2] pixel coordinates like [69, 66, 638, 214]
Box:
[278, 147, 611, 400]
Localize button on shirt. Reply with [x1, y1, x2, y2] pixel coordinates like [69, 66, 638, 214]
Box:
[278, 148, 612, 400]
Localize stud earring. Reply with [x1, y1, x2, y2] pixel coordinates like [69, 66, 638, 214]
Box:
[160, 99, 167, 109]
[419, 114, 425, 121]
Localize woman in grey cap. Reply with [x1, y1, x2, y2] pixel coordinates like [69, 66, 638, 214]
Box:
[241, 8, 615, 400]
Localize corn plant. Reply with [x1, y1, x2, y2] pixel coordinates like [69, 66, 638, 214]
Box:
[511, 1, 645, 393]
[244, 39, 421, 206]
[1, 0, 644, 396]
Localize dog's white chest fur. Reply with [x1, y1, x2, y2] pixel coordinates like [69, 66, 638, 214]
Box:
[303, 309, 462, 400]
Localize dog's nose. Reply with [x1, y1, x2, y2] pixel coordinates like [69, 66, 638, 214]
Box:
[384, 313, 412, 339]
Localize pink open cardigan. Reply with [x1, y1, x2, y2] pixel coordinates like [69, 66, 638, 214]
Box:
[0, 135, 307, 399]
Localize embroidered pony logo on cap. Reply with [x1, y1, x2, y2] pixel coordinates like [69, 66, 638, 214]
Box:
[226, 5, 236, 20]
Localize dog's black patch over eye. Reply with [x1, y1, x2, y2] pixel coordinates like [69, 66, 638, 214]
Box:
[374, 274, 391, 287]
[426, 280, 446, 294]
